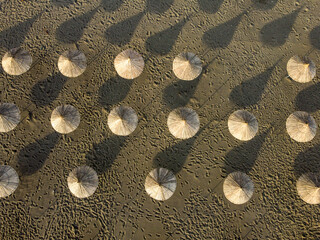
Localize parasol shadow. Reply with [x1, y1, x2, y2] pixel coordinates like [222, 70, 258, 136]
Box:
[163, 78, 200, 109]
[98, 76, 133, 109]
[17, 132, 60, 176]
[203, 11, 245, 49]
[153, 122, 210, 174]
[229, 59, 281, 107]
[86, 135, 126, 174]
[260, 7, 302, 47]
[30, 73, 68, 107]
[146, 18, 187, 55]
[105, 12, 144, 46]
[0, 14, 39, 50]
[294, 145, 320, 178]
[198, 0, 224, 14]
[145, 0, 173, 13]
[100, 0, 123, 12]
[294, 82, 320, 113]
[252, 0, 279, 10]
[56, 7, 99, 43]
[309, 25, 320, 50]
[223, 129, 270, 175]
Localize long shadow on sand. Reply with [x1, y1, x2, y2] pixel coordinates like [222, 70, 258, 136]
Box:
[202, 11, 245, 49]
[163, 78, 200, 109]
[0, 14, 39, 49]
[98, 76, 133, 108]
[105, 12, 144, 46]
[294, 82, 320, 113]
[229, 59, 280, 107]
[18, 133, 60, 175]
[146, 18, 187, 55]
[309, 25, 320, 50]
[294, 145, 320, 177]
[101, 0, 123, 12]
[56, 7, 99, 43]
[31, 73, 68, 106]
[153, 137, 196, 174]
[252, 0, 278, 10]
[86, 135, 126, 174]
[198, 0, 224, 14]
[145, 0, 173, 13]
[223, 129, 270, 174]
[260, 7, 301, 47]
[153, 124, 211, 174]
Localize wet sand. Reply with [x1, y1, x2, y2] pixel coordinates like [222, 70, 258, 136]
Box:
[0, 0, 320, 239]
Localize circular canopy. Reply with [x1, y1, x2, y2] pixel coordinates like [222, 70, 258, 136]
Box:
[51, 105, 80, 134]
[297, 172, 320, 204]
[228, 110, 258, 141]
[173, 52, 202, 81]
[0, 103, 21, 133]
[108, 105, 138, 136]
[0, 165, 19, 198]
[58, 50, 87, 78]
[67, 165, 98, 198]
[287, 56, 316, 83]
[223, 171, 254, 205]
[167, 107, 200, 139]
[114, 49, 144, 79]
[2, 48, 32, 75]
[145, 168, 177, 201]
[286, 111, 317, 142]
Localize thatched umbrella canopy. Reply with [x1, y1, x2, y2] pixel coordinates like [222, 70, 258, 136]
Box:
[108, 105, 138, 136]
[223, 171, 254, 205]
[114, 49, 144, 79]
[51, 105, 80, 134]
[67, 165, 98, 198]
[0, 165, 19, 198]
[296, 172, 320, 204]
[286, 111, 317, 142]
[145, 168, 177, 201]
[58, 50, 87, 78]
[228, 110, 258, 141]
[2, 48, 32, 75]
[172, 52, 202, 81]
[0, 103, 21, 133]
[287, 56, 316, 83]
[167, 107, 200, 139]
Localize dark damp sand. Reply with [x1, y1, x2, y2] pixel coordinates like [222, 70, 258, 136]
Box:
[0, 0, 320, 239]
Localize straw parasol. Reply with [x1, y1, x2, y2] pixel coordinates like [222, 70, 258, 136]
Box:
[114, 49, 144, 79]
[286, 111, 317, 142]
[167, 107, 200, 139]
[108, 105, 138, 136]
[51, 105, 80, 134]
[287, 56, 316, 83]
[172, 52, 202, 81]
[228, 110, 258, 141]
[223, 171, 254, 205]
[0, 103, 21, 133]
[58, 50, 87, 78]
[145, 168, 177, 201]
[2, 48, 32, 75]
[296, 172, 320, 204]
[67, 165, 98, 198]
[0, 165, 19, 198]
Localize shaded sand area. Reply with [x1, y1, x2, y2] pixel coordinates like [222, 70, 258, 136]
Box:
[1, 0, 320, 239]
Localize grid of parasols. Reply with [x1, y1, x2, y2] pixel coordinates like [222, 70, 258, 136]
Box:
[0, 47, 319, 205]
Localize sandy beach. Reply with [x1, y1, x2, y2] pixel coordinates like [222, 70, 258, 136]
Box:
[0, 0, 320, 239]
